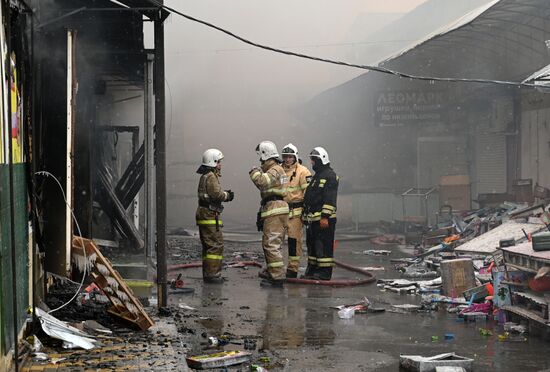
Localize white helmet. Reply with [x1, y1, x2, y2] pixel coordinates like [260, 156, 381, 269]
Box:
[201, 148, 224, 167]
[310, 147, 330, 165]
[255, 141, 279, 161]
[281, 143, 298, 162]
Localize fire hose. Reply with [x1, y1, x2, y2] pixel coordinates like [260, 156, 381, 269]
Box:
[167, 259, 376, 286]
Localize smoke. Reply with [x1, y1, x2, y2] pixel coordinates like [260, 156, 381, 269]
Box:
[162, 0, 440, 228]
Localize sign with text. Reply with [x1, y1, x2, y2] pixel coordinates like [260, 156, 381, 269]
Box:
[374, 90, 446, 127]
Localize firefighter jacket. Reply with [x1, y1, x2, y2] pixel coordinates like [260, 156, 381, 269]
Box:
[196, 169, 229, 227]
[283, 162, 311, 218]
[250, 159, 289, 219]
[303, 164, 339, 222]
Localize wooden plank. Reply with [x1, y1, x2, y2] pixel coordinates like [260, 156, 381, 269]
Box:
[72, 237, 154, 330]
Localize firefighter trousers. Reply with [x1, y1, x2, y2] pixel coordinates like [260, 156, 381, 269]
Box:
[262, 213, 288, 280]
[287, 216, 304, 273]
[199, 225, 224, 279]
[305, 218, 336, 280]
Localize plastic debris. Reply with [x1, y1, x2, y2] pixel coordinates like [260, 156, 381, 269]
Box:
[478, 328, 493, 336]
[186, 350, 251, 369]
[400, 352, 474, 371]
[178, 303, 197, 311]
[338, 307, 355, 319]
[363, 249, 392, 255]
[36, 308, 97, 350]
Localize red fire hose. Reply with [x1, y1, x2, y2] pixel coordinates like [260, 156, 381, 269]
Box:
[168, 259, 376, 286]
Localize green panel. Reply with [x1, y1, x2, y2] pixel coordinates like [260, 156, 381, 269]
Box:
[13, 164, 29, 332]
[0, 164, 29, 355]
[0, 164, 14, 353]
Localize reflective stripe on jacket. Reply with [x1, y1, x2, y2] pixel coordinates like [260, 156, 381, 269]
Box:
[196, 170, 228, 226]
[303, 164, 339, 222]
[250, 159, 289, 219]
[283, 162, 311, 218]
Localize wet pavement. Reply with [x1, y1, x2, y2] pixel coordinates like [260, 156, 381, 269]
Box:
[22, 233, 550, 371]
[169, 233, 550, 371]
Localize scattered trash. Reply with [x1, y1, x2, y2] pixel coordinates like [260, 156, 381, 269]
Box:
[370, 234, 405, 245]
[462, 284, 492, 303]
[208, 336, 229, 347]
[363, 249, 392, 256]
[251, 365, 268, 371]
[503, 322, 527, 334]
[431, 335, 439, 342]
[360, 266, 386, 271]
[29, 335, 43, 352]
[389, 304, 421, 313]
[478, 328, 493, 336]
[332, 297, 371, 315]
[31, 352, 48, 361]
[83, 320, 112, 334]
[459, 301, 492, 316]
[401, 264, 439, 279]
[51, 357, 67, 364]
[435, 367, 467, 372]
[444, 333, 455, 340]
[244, 338, 257, 350]
[178, 303, 197, 311]
[462, 312, 487, 322]
[36, 308, 97, 350]
[338, 307, 355, 319]
[399, 352, 474, 372]
[186, 350, 251, 369]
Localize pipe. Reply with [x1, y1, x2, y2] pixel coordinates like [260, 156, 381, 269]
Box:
[167, 259, 376, 286]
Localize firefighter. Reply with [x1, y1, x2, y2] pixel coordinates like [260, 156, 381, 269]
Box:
[196, 148, 234, 283]
[281, 143, 311, 278]
[250, 141, 289, 287]
[303, 147, 339, 280]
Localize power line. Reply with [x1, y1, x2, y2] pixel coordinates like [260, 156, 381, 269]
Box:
[166, 39, 416, 55]
[151, 0, 538, 88]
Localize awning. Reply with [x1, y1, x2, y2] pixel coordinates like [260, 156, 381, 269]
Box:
[377, 0, 550, 82]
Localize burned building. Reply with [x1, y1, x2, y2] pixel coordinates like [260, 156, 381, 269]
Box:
[300, 0, 550, 225]
[0, 1, 170, 370]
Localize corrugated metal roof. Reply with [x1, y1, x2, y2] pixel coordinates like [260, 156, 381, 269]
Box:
[501, 241, 550, 261]
[376, 0, 550, 81]
[455, 220, 545, 254]
[379, 0, 500, 65]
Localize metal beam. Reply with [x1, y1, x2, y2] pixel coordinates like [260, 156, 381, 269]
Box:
[154, 15, 167, 309]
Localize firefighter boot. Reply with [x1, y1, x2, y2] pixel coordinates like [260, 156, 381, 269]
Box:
[312, 266, 332, 281]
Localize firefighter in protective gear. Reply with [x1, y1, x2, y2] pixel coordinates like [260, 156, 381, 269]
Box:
[196, 149, 234, 283]
[250, 141, 289, 287]
[281, 143, 311, 278]
[303, 147, 339, 280]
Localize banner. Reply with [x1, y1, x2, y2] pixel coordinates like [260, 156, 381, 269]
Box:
[374, 90, 446, 127]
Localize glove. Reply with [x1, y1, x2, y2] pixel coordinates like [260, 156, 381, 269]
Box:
[249, 166, 261, 175]
[225, 190, 235, 202]
[320, 217, 329, 230]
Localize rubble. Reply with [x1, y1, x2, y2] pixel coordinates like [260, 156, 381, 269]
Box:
[399, 352, 473, 372]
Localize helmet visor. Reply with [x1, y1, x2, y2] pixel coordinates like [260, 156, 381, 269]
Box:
[310, 149, 321, 157]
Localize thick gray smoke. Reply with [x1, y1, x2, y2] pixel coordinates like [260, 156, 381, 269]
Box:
[162, 0, 490, 229]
